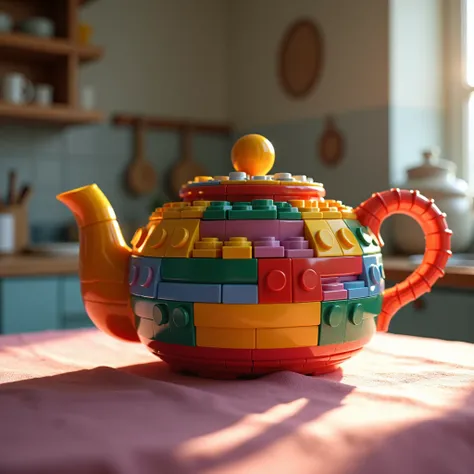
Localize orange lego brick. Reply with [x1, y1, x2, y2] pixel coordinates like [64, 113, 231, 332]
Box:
[194, 301, 321, 329]
[256, 326, 319, 348]
[196, 327, 256, 349]
[222, 237, 252, 259]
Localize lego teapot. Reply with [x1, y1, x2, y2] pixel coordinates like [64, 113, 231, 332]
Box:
[57, 134, 451, 379]
[393, 148, 473, 254]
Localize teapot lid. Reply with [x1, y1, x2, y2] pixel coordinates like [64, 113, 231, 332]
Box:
[407, 148, 457, 180]
[179, 134, 326, 202]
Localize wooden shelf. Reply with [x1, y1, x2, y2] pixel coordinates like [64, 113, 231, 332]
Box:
[0, 102, 104, 124]
[0, 33, 103, 63]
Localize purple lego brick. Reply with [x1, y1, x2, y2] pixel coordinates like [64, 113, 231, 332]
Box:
[281, 237, 309, 249]
[284, 248, 314, 258]
[254, 237, 285, 258]
[200, 220, 226, 240]
[322, 282, 347, 301]
[225, 220, 279, 241]
[129, 256, 162, 298]
[279, 220, 304, 241]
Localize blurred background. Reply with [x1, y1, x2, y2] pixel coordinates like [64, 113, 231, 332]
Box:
[0, 0, 473, 341]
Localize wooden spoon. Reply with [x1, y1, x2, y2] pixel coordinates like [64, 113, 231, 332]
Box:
[127, 120, 157, 195]
[170, 127, 207, 197]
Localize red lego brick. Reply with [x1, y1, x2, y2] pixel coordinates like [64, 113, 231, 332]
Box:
[180, 184, 228, 202]
[149, 341, 253, 360]
[291, 258, 323, 302]
[312, 256, 363, 276]
[226, 184, 280, 196]
[258, 258, 292, 303]
[251, 345, 335, 361]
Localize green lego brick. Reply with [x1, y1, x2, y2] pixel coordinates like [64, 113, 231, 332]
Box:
[344, 219, 381, 255]
[228, 199, 278, 220]
[132, 297, 196, 346]
[275, 201, 301, 219]
[319, 300, 348, 345]
[203, 201, 232, 220]
[161, 258, 258, 283]
[345, 294, 382, 342]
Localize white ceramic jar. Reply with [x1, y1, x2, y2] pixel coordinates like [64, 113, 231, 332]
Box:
[393, 148, 473, 254]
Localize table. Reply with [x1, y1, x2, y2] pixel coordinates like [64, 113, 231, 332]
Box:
[0, 329, 473, 474]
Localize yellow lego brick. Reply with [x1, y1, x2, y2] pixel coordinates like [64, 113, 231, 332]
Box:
[194, 302, 321, 329]
[213, 176, 229, 181]
[192, 237, 223, 258]
[165, 219, 200, 258]
[140, 219, 179, 257]
[300, 208, 323, 219]
[163, 202, 191, 219]
[322, 209, 343, 219]
[289, 199, 305, 208]
[326, 220, 363, 256]
[256, 326, 319, 349]
[194, 176, 214, 183]
[222, 237, 252, 259]
[196, 327, 256, 349]
[304, 220, 343, 257]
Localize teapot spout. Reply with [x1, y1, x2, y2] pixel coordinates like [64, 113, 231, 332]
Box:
[57, 184, 138, 342]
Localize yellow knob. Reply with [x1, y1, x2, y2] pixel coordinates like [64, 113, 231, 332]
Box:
[231, 134, 275, 176]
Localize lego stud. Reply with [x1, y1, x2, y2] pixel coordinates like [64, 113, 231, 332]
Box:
[355, 227, 373, 246]
[315, 229, 334, 250]
[349, 303, 364, 325]
[153, 304, 169, 326]
[128, 265, 139, 286]
[301, 269, 320, 291]
[139, 266, 154, 288]
[336, 228, 357, 249]
[369, 264, 381, 285]
[324, 304, 344, 328]
[170, 227, 190, 248]
[171, 307, 190, 328]
[266, 269, 287, 292]
[131, 227, 147, 248]
[231, 134, 275, 176]
[149, 227, 168, 249]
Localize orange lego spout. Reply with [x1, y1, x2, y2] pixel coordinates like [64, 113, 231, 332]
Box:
[57, 184, 139, 343]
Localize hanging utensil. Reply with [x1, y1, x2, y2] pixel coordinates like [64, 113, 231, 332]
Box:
[126, 119, 158, 196]
[170, 126, 207, 197]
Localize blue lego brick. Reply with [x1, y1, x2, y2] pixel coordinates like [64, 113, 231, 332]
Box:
[359, 254, 384, 296]
[343, 281, 369, 299]
[132, 297, 196, 346]
[158, 282, 222, 303]
[222, 284, 259, 304]
[129, 256, 162, 298]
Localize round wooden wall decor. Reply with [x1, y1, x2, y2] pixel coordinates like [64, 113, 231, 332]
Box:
[318, 116, 344, 167]
[278, 19, 324, 98]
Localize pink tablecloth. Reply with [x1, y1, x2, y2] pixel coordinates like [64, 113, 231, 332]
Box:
[0, 329, 473, 474]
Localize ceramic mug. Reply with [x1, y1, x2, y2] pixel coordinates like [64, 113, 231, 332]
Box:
[35, 83, 53, 106]
[0, 11, 13, 32]
[19, 17, 55, 38]
[80, 85, 96, 110]
[2, 73, 35, 104]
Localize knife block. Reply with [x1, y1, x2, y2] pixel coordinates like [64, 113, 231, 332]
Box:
[0, 204, 29, 253]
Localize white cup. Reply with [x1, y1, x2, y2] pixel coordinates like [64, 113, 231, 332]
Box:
[35, 83, 53, 106]
[0, 213, 14, 253]
[2, 73, 35, 105]
[80, 85, 96, 110]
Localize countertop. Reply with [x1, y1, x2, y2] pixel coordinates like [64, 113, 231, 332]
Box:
[1, 254, 474, 289]
[0, 329, 473, 474]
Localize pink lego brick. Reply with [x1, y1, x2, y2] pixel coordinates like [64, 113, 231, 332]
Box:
[200, 220, 226, 240]
[279, 220, 304, 241]
[253, 237, 285, 258]
[321, 277, 339, 284]
[322, 282, 347, 300]
[281, 237, 309, 249]
[285, 248, 314, 257]
[225, 220, 279, 241]
[254, 246, 285, 257]
[338, 275, 358, 282]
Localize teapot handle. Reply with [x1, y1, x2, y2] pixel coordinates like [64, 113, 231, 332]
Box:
[355, 188, 452, 332]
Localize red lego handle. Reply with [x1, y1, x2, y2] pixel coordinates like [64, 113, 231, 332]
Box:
[355, 189, 452, 332]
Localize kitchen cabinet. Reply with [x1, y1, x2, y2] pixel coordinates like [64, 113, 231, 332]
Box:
[387, 282, 474, 343]
[0, 275, 91, 334]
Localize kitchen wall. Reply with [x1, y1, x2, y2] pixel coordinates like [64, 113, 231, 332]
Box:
[0, 0, 446, 244]
[0, 0, 231, 242]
